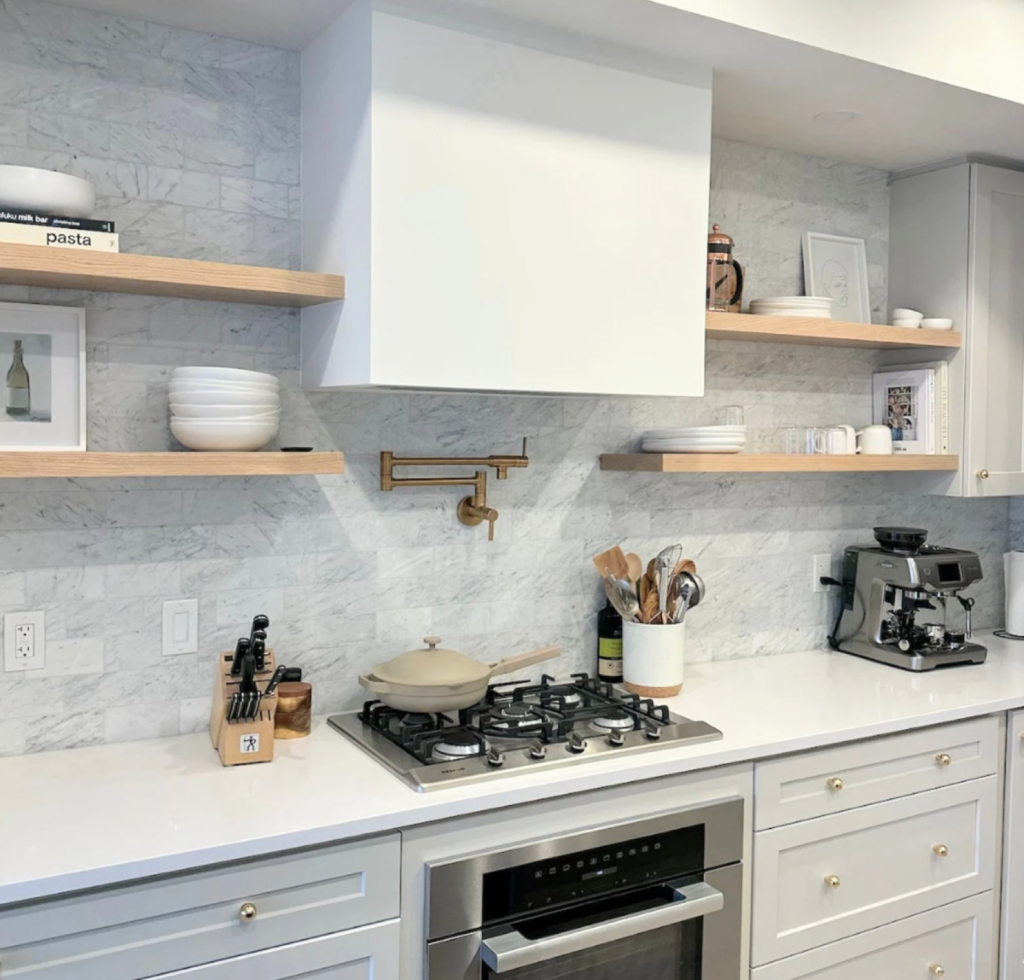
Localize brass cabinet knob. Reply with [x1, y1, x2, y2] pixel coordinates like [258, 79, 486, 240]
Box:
[930, 965, 945, 977]
[979, 470, 990, 480]
[933, 844, 949, 857]
[824, 875, 841, 889]
[936, 753, 952, 767]
[239, 902, 258, 922]
[827, 777, 844, 791]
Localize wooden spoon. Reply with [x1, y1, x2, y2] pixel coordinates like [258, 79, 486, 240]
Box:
[642, 589, 659, 625]
[672, 558, 697, 578]
[625, 552, 643, 586]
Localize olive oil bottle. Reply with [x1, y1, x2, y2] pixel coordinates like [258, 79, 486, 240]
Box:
[597, 599, 623, 682]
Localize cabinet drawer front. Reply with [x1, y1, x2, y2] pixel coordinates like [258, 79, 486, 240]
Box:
[752, 778, 996, 966]
[0, 834, 399, 980]
[148, 920, 400, 980]
[755, 717, 999, 829]
[752, 893, 993, 980]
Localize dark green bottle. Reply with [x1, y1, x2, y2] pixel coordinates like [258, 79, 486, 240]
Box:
[597, 599, 623, 681]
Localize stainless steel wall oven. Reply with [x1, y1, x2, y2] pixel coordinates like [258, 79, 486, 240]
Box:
[425, 799, 743, 979]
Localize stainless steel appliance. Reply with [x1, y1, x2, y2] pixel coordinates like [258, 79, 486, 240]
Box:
[831, 526, 987, 670]
[329, 672, 722, 791]
[425, 799, 743, 979]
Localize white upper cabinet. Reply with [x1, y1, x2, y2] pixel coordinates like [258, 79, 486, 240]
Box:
[890, 162, 1024, 497]
[300, 0, 712, 395]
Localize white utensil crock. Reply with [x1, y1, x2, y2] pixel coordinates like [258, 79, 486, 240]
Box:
[856, 425, 894, 455]
[622, 621, 685, 697]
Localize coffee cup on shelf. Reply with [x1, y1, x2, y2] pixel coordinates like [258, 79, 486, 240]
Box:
[856, 425, 894, 455]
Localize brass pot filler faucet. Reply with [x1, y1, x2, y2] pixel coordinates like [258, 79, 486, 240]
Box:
[379, 439, 529, 541]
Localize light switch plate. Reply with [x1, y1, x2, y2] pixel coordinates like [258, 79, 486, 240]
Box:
[163, 598, 198, 656]
[4, 611, 45, 671]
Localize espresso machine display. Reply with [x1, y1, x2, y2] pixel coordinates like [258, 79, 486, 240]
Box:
[830, 526, 987, 671]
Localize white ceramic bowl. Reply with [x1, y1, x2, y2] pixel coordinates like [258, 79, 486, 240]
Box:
[173, 366, 279, 385]
[169, 390, 280, 408]
[892, 319, 922, 328]
[892, 308, 923, 320]
[921, 318, 954, 330]
[170, 418, 279, 452]
[169, 380, 280, 395]
[0, 165, 95, 217]
[170, 404, 281, 420]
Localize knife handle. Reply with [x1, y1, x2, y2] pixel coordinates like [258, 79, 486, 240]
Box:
[263, 665, 288, 698]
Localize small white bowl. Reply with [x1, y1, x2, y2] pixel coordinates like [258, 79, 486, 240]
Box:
[920, 318, 954, 330]
[170, 418, 279, 452]
[892, 308, 923, 320]
[170, 404, 281, 420]
[0, 165, 95, 217]
[169, 390, 280, 408]
[173, 366, 279, 385]
[892, 319, 922, 328]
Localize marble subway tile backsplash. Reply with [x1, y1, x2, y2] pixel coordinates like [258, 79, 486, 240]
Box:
[0, 5, 1009, 755]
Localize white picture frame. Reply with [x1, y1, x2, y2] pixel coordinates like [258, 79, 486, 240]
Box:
[872, 366, 935, 454]
[802, 232, 871, 324]
[0, 302, 86, 451]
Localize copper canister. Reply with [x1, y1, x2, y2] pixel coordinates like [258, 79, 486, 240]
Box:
[273, 681, 312, 739]
[707, 224, 744, 312]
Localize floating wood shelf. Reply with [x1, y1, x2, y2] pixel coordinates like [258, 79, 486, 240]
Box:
[706, 311, 962, 349]
[600, 454, 960, 473]
[0, 243, 345, 307]
[0, 452, 345, 478]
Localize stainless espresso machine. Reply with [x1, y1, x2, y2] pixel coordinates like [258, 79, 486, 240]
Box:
[831, 526, 987, 670]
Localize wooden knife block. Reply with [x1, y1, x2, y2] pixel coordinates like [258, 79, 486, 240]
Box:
[209, 648, 278, 766]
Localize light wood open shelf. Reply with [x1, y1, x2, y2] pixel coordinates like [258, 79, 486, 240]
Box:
[0, 243, 345, 307]
[600, 454, 960, 473]
[706, 311, 963, 349]
[0, 452, 345, 478]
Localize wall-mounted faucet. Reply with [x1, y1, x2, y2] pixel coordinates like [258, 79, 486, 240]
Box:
[379, 439, 529, 541]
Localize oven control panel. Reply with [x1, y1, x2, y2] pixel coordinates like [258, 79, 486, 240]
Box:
[483, 824, 705, 919]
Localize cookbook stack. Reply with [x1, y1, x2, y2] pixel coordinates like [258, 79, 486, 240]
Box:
[0, 165, 118, 251]
[169, 367, 281, 451]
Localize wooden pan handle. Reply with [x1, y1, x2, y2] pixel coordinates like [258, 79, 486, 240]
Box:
[488, 645, 561, 678]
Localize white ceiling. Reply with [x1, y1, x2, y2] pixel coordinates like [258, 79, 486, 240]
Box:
[43, 0, 1024, 172]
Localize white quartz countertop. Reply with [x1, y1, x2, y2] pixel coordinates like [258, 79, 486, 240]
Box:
[4, 630, 1024, 908]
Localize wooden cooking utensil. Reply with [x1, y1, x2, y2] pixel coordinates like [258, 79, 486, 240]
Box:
[592, 545, 630, 581]
[639, 573, 651, 610]
[642, 589, 660, 625]
[625, 552, 643, 586]
[672, 559, 697, 578]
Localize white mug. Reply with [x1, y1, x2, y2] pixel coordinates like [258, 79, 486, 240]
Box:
[824, 425, 857, 455]
[832, 424, 857, 455]
[857, 424, 894, 455]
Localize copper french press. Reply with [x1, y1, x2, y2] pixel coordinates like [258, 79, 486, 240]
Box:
[706, 224, 743, 312]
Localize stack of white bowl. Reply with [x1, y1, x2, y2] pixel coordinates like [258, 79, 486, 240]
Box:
[168, 367, 280, 451]
[749, 296, 834, 319]
[642, 426, 747, 454]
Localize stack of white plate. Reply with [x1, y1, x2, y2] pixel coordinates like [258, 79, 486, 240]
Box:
[168, 367, 280, 451]
[749, 296, 833, 319]
[642, 425, 747, 454]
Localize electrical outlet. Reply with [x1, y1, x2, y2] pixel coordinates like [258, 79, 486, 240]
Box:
[812, 554, 833, 593]
[4, 611, 45, 672]
[163, 598, 198, 656]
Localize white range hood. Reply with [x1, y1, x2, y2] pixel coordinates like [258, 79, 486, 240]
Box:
[300, 0, 712, 395]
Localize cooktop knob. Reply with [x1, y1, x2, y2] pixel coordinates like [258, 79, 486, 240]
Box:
[529, 744, 547, 760]
[644, 725, 662, 741]
[486, 748, 504, 767]
[567, 733, 587, 754]
[608, 731, 626, 747]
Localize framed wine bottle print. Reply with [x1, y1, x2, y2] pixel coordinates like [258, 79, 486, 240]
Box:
[0, 302, 85, 451]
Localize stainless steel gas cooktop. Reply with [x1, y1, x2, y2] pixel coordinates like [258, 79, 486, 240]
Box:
[328, 672, 722, 791]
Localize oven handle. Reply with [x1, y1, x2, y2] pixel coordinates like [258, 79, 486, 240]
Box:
[479, 879, 723, 973]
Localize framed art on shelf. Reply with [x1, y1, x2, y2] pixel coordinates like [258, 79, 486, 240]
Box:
[0, 302, 86, 451]
[802, 232, 871, 324]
